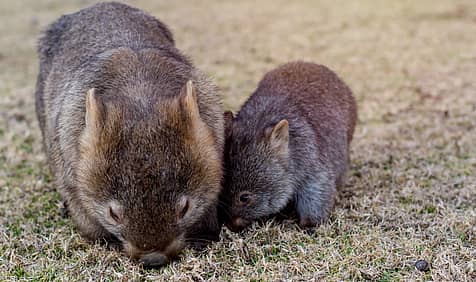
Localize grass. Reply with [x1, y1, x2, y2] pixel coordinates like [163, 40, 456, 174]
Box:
[0, 0, 475, 280]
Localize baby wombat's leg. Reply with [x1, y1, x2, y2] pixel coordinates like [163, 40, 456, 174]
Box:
[335, 163, 349, 189]
[335, 154, 350, 189]
[295, 179, 336, 228]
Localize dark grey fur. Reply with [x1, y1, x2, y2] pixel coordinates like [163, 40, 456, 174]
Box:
[223, 61, 357, 231]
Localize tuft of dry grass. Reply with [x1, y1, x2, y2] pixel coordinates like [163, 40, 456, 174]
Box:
[0, 0, 475, 281]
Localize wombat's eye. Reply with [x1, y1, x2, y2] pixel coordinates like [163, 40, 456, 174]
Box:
[106, 202, 123, 225]
[109, 207, 120, 222]
[239, 193, 250, 203]
[177, 196, 190, 219]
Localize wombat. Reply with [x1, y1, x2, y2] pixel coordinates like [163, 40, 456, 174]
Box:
[223, 61, 357, 231]
[35, 2, 224, 266]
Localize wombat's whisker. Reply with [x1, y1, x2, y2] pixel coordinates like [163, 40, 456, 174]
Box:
[185, 238, 213, 243]
[217, 200, 231, 208]
[216, 201, 232, 218]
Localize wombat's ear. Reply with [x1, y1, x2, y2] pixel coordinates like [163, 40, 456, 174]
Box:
[85, 88, 105, 133]
[179, 80, 200, 120]
[267, 119, 289, 153]
[224, 111, 234, 138]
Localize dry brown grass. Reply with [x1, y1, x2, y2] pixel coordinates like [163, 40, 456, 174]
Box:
[0, 0, 475, 281]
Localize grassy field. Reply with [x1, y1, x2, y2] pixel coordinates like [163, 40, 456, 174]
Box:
[0, 0, 475, 280]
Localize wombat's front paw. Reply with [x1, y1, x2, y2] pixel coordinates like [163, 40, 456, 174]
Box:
[298, 212, 328, 228]
[298, 216, 320, 228]
[187, 240, 210, 251]
[186, 229, 220, 251]
[187, 233, 220, 251]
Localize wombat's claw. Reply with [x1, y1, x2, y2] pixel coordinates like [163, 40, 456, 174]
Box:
[304, 227, 318, 235]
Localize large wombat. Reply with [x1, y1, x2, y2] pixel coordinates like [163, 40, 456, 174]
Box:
[35, 2, 223, 266]
[223, 61, 357, 231]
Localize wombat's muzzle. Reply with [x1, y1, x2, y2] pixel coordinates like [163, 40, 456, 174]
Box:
[138, 239, 185, 268]
[226, 217, 251, 232]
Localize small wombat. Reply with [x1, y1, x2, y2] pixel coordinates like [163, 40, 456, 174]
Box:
[223, 61, 357, 231]
[35, 2, 223, 266]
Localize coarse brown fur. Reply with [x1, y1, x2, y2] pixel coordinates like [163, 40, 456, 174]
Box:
[223, 61, 357, 231]
[35, 2, 224, 266]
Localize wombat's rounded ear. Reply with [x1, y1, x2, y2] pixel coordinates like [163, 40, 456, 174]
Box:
[179, 80, 200, 120]
[267, 119, 289, 153]
[85, 88, 105, 132]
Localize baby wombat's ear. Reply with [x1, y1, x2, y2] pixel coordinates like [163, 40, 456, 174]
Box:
[224, 111, 234, 138]
[266, 119, 289, 155]
[84, 88, 106, 135]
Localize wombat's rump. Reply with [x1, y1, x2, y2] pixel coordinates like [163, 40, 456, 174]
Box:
[223, 61, 357, 231]
[35, 2, 224, 266]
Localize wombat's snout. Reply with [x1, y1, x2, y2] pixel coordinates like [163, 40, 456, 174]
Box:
[125, 239, 185, 268]
[227, 217, 251, 232]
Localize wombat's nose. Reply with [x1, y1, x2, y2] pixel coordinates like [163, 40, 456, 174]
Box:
[140, 252, 168, 268]
[227, 217, 251, 232]
[139, 239, 185, 268]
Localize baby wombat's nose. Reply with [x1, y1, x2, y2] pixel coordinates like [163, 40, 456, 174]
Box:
[140, 252, 168, 268]
[227, 217, 251, 232]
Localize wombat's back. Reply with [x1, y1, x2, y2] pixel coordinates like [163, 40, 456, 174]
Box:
[35, 2, 176, 136]
[251, 62, 357, 144]
[38, 2, 174, 68]
[235, 61, 357, 190]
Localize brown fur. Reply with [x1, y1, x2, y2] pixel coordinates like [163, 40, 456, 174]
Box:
[222, 61, 357, 231]
[35, 2, 223, 266]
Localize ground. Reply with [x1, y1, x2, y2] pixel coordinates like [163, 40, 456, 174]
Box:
[0, 0, 475, 281]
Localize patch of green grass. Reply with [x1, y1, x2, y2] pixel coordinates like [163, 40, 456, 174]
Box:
[10, 160, 35, 177]
[18, 136, 34, 154]
[12, 266, 27, 279]
[379, 269, 401, 282]
[421, 204, 436, 214]
[5, 221, 24, 237]
[38, 267, 58, 281]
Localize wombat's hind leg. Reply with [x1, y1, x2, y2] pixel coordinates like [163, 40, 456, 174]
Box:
[335, 156, 350, 189]
[295, 181, 336, 228]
